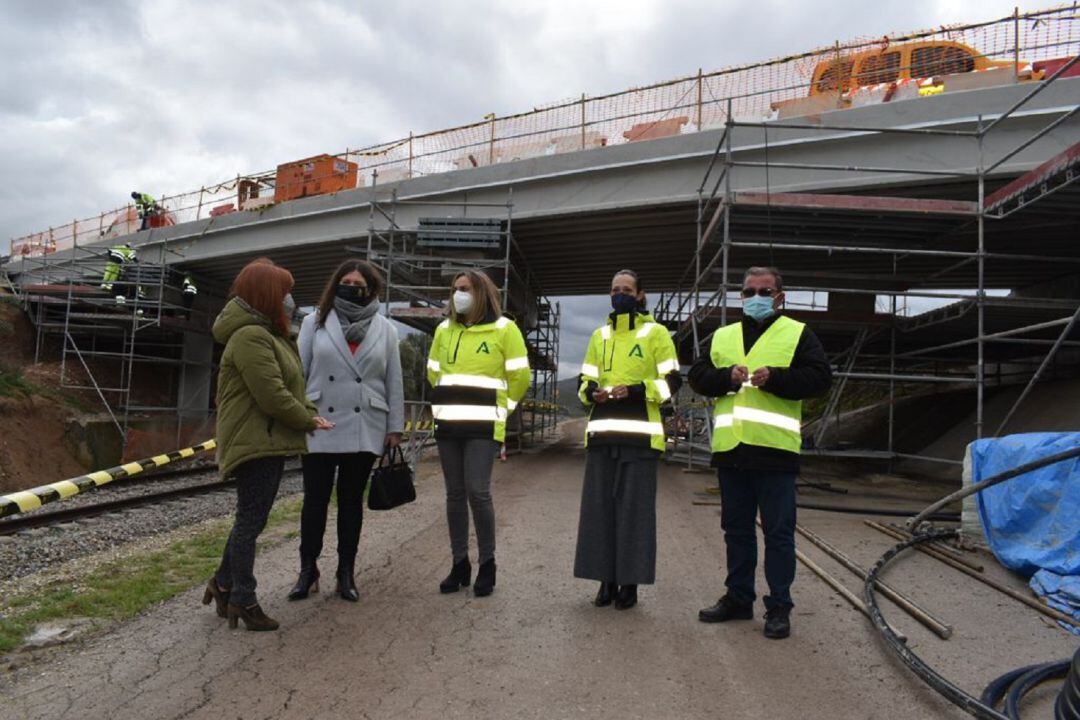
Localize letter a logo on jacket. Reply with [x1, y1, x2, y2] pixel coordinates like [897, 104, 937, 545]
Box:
[476, 341, 491, 354]
[628, 344, 644, 358]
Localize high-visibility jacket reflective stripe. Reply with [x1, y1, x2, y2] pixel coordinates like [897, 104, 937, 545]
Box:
[505, 356, 529, 371]
[709, 315, 805, 454]
[427, 358, 441, 372]
[585, 418, 665, 436]
[438, 373, 507, 390]
[432, 405, 507, 422]
[713, 406, 802, 433]
[578, 312, 679, 452]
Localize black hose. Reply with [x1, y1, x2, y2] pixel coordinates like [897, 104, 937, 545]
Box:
[864, 529, 1010, 720]
[1056, 648, 1080, 720]
[865, 443, 1080, 720]
[1004, 660, 1070, 719]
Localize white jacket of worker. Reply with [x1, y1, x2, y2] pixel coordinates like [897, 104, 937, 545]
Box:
[297, 309, 405, 454]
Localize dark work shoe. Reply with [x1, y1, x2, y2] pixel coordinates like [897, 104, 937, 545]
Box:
[613, 585, 637, 610]
[594, 581, 616, 607]
[439, 558, 472, 594]
[336, 562, 359, 603]
[473, 559, 496, 597]
[287, 561, 320, 601]
[764, 606, 792, 639]
[698, 594, 754, 623]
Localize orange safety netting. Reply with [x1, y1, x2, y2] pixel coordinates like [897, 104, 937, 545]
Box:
[11, 5, 1079, 259]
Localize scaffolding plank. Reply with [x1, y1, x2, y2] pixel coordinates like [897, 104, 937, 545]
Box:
[732, 192, 978, 217]
[983, 139, 1080, 216]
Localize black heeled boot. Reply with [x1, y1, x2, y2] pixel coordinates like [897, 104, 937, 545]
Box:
[287, 559, 320, 601]
[473, 558, 497, 597]
[336, 559, 359, 602]
[439, 558, 472, 594]
[594, 581, 616, 607]
[614, 584, 638, 610]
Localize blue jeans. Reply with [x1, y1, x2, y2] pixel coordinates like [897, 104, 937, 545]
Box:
[718, 468, 797, 610]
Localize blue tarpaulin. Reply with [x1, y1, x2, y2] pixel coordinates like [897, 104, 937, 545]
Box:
[972, 432, 1080, 634]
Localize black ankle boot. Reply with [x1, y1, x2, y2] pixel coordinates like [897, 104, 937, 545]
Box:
[287, 560, 320, 601]
[614, 584, 638, 610]
[594, 581, 616, 607]
[473, 558, 496, 597]
[439, 558, 471, 594]
[336, 560, 358, 602]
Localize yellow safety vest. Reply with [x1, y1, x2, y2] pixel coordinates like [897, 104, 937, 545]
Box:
[426, 316, 530, 442]
[710, 315, 805, 454]
[579, 312, 679, 452]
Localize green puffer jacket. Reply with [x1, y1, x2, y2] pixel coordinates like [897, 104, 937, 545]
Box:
[213, 297, 317, 478]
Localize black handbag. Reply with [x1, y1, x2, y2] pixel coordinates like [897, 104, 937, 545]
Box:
[367, 445, 416, 510]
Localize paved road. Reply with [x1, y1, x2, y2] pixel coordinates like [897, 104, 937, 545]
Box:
[1, 423, 1073, 719]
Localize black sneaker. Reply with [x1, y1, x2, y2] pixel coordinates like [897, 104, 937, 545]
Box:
[698, 594, 754, 623]
[763, 606, 791, 639]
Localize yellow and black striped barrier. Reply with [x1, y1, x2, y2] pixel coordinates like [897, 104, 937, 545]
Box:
[0, 439, 217, 520]
[404, 420, 434, 432]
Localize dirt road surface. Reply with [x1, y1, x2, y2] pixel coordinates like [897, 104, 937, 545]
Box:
[2, 422, 1074, 719]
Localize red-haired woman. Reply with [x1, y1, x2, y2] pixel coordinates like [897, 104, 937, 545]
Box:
[203, 258, 333, 631]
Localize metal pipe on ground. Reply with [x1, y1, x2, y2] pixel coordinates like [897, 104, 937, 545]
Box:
[865, 521, 1080, 631]
[867, 521, 985, 573]
[758, 519, 908, 642]
[795, 524, 953, 640]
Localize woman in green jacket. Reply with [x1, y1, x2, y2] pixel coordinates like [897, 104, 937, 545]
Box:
[203, 258, 332, 631]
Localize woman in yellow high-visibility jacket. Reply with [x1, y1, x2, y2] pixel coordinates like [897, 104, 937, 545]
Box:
[573, 269, 681, 610]
[427, 270, 530, 598]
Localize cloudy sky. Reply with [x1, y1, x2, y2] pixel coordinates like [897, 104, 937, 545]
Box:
[1, 0, 1036, 375]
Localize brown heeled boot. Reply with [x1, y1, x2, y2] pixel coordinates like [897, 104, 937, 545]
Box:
[202, 579, 230, 618]
[226, 602, 279, 631]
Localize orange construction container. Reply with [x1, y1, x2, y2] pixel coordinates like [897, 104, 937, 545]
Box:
[273, 154, 358, 203]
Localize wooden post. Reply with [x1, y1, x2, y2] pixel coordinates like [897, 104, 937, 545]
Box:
[1013, 6, 1020, 81]
[98, 212, 104, 238]
[696, 68, 703, 131]
[834, 40, 843, 110]
[196, 187, 205, 220]
[580, 94, 587, 150]
[487, 114, 496, 165]
[408, 131, 414, 177]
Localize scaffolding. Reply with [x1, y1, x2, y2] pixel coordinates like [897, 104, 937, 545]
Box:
[353, 181, 561, 458]
[657, 58, 1080, 471]
[13, 235, 219, 458]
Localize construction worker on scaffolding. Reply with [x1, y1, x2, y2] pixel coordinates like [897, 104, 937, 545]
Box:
[131, 191, 159, 231]
[181, 273, 197, 319]
[101, 242, 135, 303]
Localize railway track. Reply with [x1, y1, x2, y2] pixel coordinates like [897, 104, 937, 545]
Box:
[0, 476, 237, 537]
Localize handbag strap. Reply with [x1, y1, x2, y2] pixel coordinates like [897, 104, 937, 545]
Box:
[379, 444, 406, 467]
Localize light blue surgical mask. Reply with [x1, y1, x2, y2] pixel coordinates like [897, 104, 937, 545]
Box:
[743, 295, 775, 323]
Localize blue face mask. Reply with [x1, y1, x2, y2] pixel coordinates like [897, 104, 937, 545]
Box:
[742, 295, 776, 323]
[611, 293, 638, 315]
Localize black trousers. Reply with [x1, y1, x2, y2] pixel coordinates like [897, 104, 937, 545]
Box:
[718, 468, 797, 611]
[299, 452, 378, 566]
[214, 456, 284, 606]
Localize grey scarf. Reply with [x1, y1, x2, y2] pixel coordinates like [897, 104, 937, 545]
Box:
[334, 296, 380, 345]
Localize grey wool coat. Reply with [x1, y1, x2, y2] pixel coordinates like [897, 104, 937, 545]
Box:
[297, 309, 405, 455]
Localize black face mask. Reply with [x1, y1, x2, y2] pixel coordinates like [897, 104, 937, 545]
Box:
[335, 284, 370, 304]
[611, 293, 638, 314]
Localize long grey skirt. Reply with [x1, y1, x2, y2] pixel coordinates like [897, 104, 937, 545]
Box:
[573, 444, 659, 586]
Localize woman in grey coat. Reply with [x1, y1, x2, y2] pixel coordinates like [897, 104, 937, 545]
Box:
[290, 260, 405, 602]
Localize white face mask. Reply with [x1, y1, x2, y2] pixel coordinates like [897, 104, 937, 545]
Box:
[452, 290, 474, 315]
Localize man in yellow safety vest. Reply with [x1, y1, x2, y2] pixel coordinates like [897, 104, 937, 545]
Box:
[688, 266, 831, 639]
